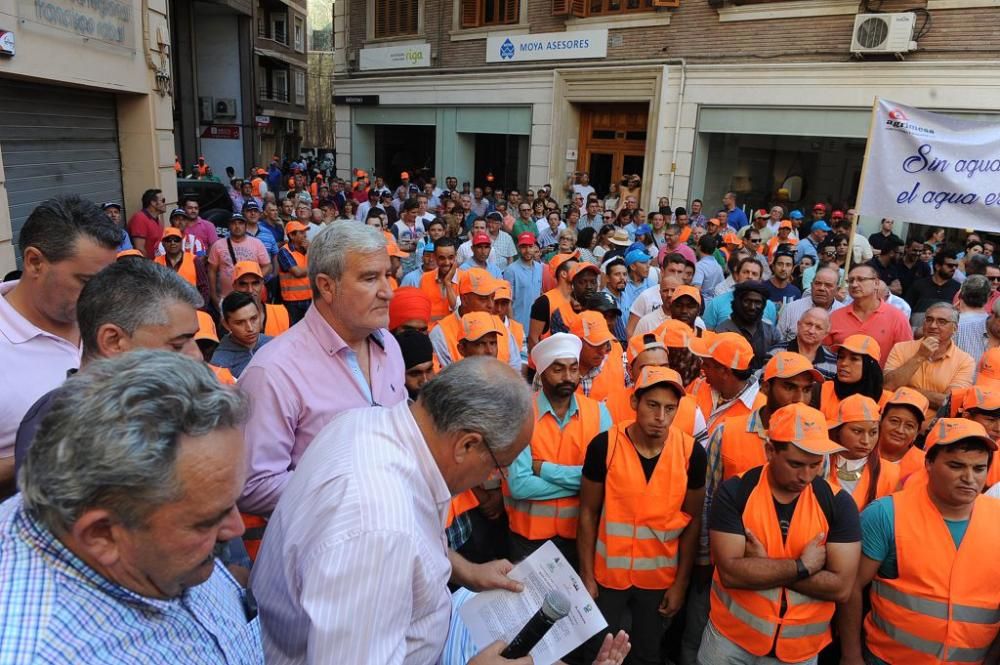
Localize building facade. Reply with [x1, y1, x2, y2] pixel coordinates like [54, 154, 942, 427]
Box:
[0, 0, 174, 271]
[254, 0, 309, 164]
[332, 0, 1000, 234]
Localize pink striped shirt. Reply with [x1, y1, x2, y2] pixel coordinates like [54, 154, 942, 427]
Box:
[250, 400, 453, 665]
[237, 305, 406, 514]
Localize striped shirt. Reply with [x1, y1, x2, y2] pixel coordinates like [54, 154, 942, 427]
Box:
[250, 400, 454, 665]
[0, 496, 262, 664]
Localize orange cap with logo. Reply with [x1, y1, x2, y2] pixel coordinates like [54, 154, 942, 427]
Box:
[832, 334, 881, 364]
[671, 285, 702, 306]
[233, 261, 264, 284]
[962, 386, 1000, 412]
[569, 262, 600, 282]
[659, 319, 695, 349]
[570, 310, 615, 347]
[925, 418, 997, 452]
[829, 394, 881, 429]
[977, 348, 1000, 387]
[626, 332, 667, 365]
[883, 387, 930, 419]
[768, 403, 845, 455]
[458, 268, 500, 296]
[460, 312, 504, 341]
[494, 284, 512, 302]
[194, 310, 219, 344]
[633, 366, 686, 398]
[285, 220, 308, 234]
[763, 351, 824, 383]
[162, 227, 183, 240]
[690, 331, 753, 370]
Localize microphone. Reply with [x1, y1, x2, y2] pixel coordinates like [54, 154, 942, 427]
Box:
[500, 590, 571, 659]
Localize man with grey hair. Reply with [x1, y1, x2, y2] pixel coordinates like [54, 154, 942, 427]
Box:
[885, 302, 975, 412]
[1, 351, 261, 662]
[252, 358, 535, 664]
[774, 266, 845, 341]
[955, 274, 993, 358]
[237, 222, 407, 519]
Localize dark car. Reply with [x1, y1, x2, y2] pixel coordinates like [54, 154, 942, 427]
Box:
[176, 178, 234, 237]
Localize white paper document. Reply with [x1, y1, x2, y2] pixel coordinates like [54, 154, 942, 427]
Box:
[459, 541, 607, 665]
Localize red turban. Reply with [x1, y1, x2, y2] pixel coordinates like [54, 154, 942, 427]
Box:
[389, 287, 432, 331]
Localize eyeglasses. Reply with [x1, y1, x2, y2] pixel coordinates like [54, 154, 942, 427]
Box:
[846, 277, 877, 284]
[747, 238, 760, 244]
[163, 237, 182, 243]
[483, 443, 509, 478]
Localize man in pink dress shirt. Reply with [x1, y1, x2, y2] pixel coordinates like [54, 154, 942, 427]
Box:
[237, 222, 407, 516]
[0, 196, 120, 499]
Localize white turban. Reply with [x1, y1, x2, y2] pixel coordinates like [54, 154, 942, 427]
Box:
[531, 332, 582, 376]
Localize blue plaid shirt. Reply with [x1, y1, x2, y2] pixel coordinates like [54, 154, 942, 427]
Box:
[0, 496, 263, 664]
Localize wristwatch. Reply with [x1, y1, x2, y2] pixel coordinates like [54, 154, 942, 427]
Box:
[795, 558, 810, 581]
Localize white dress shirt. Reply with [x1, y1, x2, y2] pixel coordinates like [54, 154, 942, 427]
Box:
[251, 401, 453, 665]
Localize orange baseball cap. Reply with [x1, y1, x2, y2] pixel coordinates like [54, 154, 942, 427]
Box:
[627, 332, 667, 365]
[570, 311, 615, 347]
[707, 217, 720, 227]
[829, 394, 881, 429]
[690, 332, 754, 370]
[962, 386, 1000, 412]
[387, 241, 409, 259]
[569, 262, 600, 282]
[831, 334, 881, 364]
[779, 220, 793, 230]
[659, 319, 695, 349]
[763, 351, 824, 383]
[670, 284, 702, 305]
[232, 261, 264, 284]
[460, 312, 504, 341]
[925, 418, 997, 452]
[883, 387, 930, 419]
[634, 366, 685, 398]
[285, 220, 308, 234]
[116, 249, 144, 259]
[458, 268, 499, 296]
[768, 403, 845, 455]
[723, 233, 741, 245]
[162, 227, 183, 240]
[977, 348, 1000, 387]
[549, 251, 579, 275]
[494, 284, 512, 302]
[194, 310, 219, 344]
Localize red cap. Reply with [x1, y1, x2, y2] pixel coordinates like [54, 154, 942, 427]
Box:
[831, 210, 845, 220]
[472, 232, 491, 247]
[517, 232, 537, 246]
[813, 202, 826, 211]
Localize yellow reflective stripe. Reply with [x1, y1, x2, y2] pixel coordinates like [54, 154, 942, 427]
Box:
[711, 581, 777, 637]
[595, 540, 677, 571]
[604, 522, 683, 542]
[874, 580, 1000, 625]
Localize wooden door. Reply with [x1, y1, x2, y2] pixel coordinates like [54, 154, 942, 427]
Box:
[578, 103, 648, 198]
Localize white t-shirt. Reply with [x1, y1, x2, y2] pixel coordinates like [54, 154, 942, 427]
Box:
[393, 220, 426, 251]
[573, 184, 596, 200]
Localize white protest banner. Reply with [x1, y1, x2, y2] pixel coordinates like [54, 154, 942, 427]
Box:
[857, 98, 1000, 233]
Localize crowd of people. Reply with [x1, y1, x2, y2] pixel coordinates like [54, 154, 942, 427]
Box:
[2, 164, 1000, 665]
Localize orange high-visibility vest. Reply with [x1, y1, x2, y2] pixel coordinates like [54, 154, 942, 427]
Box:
[605, 386, 699, 435]
[503, 394, 602, 541]
[506, 317, 525, 359]
[251, 177, 264, 198]
[263, 304, 290, 336]
[543, 288, 579, 335]
[420, 271, 453, 323]
[866, 485, 1000, 665]
[765, 235, 798, 258]
[826, 458, 900, 510]
[437, 313, 510, 365]
[446, 489, 480, 528]
[689, 378, 765, 435]
[883, 445, 926, 486]
[240, 512, 267, 561]
[710, 466, 835, 662]
[579, 345, 626, 403]
[678, 226, 691, 244]
[819, 383, 892, 423]
[279, 246, 311, 302]
[209, 364, 236, 385]
[595, 423, 694, 590]
[155, 254, 197, 287]
[719, 410, 769, 483]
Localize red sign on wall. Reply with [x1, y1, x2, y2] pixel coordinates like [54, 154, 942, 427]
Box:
[201, 125, 240, 139]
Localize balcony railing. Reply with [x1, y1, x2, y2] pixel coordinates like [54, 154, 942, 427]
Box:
[257, 24, 288, 45]
[259, 89, 290, 103]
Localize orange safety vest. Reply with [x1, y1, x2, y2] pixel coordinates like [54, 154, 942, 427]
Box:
[678, 226, 692, 244]
[420, 271, 453, 323]
[263, 304, 290, 336]
[883, 445, 926, 486]
[595, 423, 694, 590]
[279, 245, 311, 302]
[689, 377, 765, 435]
[446, 489, 480, 528]
[503, 394, 602, 541]
[719, 409, 769, 483]
[155, 254, 197, 286]
[506, 317, 526, 359]
[819, 383, 892, 423]
[866, 485, 1000, 664]
[437, 313, 510, 365]
[825, 458, 900, 511]
[251, 177, 264, 198]
[605, 386, 699, 435]
[240, 513, 267, 561]
[579, 345, 626, 403]
[543, 288, 579, 335]
[710, 466, 835, 661]
[209, 363, 236, 385]
[765, 235, 798, 258]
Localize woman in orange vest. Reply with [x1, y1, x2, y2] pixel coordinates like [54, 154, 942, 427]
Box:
[577, 366, 706, 665]
[826, 394, 899, 510]
[878, 387, 930, 485]
[278, 221, 312, 325]
[816, 334, 892, 422]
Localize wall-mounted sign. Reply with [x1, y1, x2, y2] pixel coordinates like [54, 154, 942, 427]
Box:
[0, 30, 15, 56]
[18, 0, 135, 50]
[201, 124, 240, 139]
[333, 94, 380, 106]
[255, 115, 271, 127]
[486, 30, 607, 64]
[359, 43, 430, 71]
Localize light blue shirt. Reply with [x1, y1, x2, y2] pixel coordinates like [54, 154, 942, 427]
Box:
[702, 290, 778, 330]
[795, 236, 820, 264]
[622, 276, 656, 316]
[502, 260, 544, 327]
[693, 255, 725, 304]
[400, 268, 426, 288]
[506, 392, 611, 501]
[458, 259, 503, 280]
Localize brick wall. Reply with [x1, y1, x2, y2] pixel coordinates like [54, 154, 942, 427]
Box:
[344, 0, 1000, 74]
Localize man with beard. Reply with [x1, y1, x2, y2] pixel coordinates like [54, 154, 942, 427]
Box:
[396, 329, 435, 401]
[716, 281, 780, 371]
[703, 257, 777, 330]
[765, 251, 801, 308]
[503, 333, 611, 564]
[905, 248, 962, 322]
[527, 253, 580, 351]
[603, 258, 630, 341]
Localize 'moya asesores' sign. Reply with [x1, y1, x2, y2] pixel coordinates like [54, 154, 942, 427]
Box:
[359, 43, 431, 71]
[486, 30, 607, 63]
[858, 98, 1000, 232]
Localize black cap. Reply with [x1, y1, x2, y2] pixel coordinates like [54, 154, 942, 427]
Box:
[395, 330, 434, 370]
[734, 280, 770, 298]
[583, 291, 621, 316]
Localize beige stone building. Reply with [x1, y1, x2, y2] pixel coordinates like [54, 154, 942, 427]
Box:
[0, 0, 175, 272]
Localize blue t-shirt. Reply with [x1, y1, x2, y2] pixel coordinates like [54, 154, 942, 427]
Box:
[726, 207, 749, 230]
[764, 280, 802, 308]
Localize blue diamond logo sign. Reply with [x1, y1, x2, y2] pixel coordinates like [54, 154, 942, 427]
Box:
[499, 38, 515, 60]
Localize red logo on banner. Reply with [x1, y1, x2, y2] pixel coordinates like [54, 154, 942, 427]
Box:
[887, 109, 909, 121]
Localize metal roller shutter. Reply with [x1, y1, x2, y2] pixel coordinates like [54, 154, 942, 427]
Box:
[0, 78, 124, 263]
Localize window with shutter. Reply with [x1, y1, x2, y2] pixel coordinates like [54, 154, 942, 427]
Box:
[552, 0, 571, 15]
[461, 0, 481, 27]
[461, 0, 520, 27]
[374, 0, 419, 38]
[585, 0, 655, 14]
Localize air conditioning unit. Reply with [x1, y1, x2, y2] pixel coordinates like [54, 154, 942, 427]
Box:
[850, 13, 917, 55]
[199, 96, 214, 124]
[214, 98, 237, 118]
